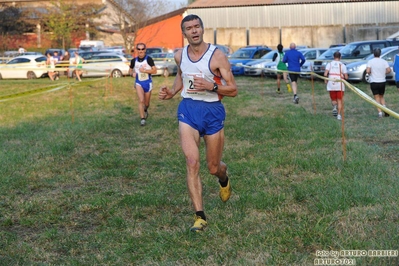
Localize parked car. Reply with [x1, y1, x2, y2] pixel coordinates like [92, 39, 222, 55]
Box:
[1, 51, 43, 64]
[263, 60, 279, 78]
[124, 54, 133, 60]
[262, 48, 326, 78]
[240, 45, 269, 49]
[0, 55, 47, 79]
[313, 40, 394, 77]
[44, 48, 66, 58]
[68, 48, 80, 56]
[79, 46, 99, 52]
[215, 44, 234, 56]
[246, 49, 288, 76]
[346, 46, 399, 82]
[297, 47, 329, 78]
[309, 47, 344, 77]
[339, 40, 394, 61]
[78, 51, 107, 61]
[229, 46, 272, 75]
[146, 47, 164, 55]
[69, 53, 129, 78]
[150, 52, 177, 76]
[329, 43, 346, 48]
[101, 46, 126, 54]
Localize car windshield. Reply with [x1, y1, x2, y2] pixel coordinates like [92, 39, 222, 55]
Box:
[317, 48, 341, 60]
[230, 49, 254, 59]
[339, 44, 357, 56]
[261, 50, 278, 59]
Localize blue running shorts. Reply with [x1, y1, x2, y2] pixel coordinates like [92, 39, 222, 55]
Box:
[136, 81, 153, 93]
[177, 98, 225, 137]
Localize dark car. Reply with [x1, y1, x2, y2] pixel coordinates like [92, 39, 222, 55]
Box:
[313, 40, 394, 77]
[146, 47, 164, 55]
[45, 48, 66, 58]
[229, 47, 272, 75]
[78, 51, 107, 61]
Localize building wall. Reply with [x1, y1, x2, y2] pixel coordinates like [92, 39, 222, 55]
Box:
[201, 23, 399, 51]
[135, 14, 184, 53]
[188, 1, 399, 28]
[188, 1, 399, 51]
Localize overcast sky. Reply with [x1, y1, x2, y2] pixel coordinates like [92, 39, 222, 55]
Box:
[169, 0, 188, 8]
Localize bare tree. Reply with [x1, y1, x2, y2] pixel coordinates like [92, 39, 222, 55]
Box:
[108, 0, 173, 51]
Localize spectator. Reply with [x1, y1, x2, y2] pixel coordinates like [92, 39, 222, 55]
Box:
[366, 48, 391, 118]
[18, 46, 25, 54]
[46, 52, 57, 81]
[62, 51, 71, 77]
[53, 51, 62, 80]
[74, 51, 84, 82]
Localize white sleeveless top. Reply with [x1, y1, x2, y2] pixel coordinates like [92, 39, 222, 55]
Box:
[325, 60, 347, 91]
[180, 44, 226, 102]
[134, 56, 152, 82]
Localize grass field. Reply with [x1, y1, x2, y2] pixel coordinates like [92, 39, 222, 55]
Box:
[1, 74, 399, 265]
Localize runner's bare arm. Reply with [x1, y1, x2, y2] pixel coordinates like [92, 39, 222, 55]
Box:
[159, 50, 184, 100]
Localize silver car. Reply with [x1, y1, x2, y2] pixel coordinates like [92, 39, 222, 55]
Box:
[298, 48, 328, 78]
[245, 49, 287, 76]
[263, 48, 326, 78]
[310, 47, 344, 77]
[346, 46, 399, 82]
[151, 52, 177, 76]
[70, 53, 129, 78]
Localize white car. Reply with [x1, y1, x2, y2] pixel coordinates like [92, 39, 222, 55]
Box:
[244, 49, 283, 76]
[0, 55, 48, 79]
[70, 53, 130, 78]
[297, 48, 328, 78]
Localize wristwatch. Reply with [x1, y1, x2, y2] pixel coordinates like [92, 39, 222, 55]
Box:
[212, 83, 218, 92]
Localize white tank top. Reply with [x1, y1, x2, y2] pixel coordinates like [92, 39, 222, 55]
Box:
[180, 44, 226, 102]
[134, 56, 152, 82]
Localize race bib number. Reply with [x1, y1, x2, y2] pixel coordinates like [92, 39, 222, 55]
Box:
[183, 73, 206, 95]
[138, 72, 149, 81]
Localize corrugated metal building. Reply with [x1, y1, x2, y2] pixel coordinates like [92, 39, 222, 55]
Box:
[183, 0, 399, 49]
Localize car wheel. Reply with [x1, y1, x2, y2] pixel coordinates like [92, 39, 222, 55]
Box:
[27, 71, 37, 79]
[111, 69, 122, 78]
